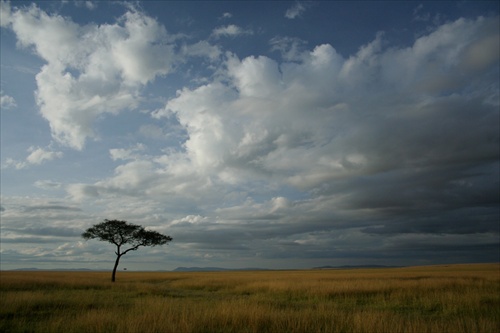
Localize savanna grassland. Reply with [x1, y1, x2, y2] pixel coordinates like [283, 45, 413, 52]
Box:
[1, 264, 499, 333]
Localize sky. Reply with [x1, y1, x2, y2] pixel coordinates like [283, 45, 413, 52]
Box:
[0, 1, 499, 271]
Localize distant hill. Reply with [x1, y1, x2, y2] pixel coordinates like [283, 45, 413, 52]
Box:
[313, 265, 402, 269]
[173, 267, 229, 272]
[10, 268, 94, 271]
[172, 267, 270, 272]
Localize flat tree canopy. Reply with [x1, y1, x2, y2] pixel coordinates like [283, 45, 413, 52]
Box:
[82, 219, 172, 281]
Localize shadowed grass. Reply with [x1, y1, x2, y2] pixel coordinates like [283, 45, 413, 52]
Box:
[1, 264, 498, 332]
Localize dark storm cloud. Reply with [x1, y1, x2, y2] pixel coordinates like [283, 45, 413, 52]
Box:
[328, 162, 499, 212]
[383, 237, 500, 264]
[362, 207, 499, 235]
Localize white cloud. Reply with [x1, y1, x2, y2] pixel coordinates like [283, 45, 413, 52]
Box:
[84, 1, 97, 10]
[211, 24, 252, 39]
[171, 215, 209, 225]
[2, 4, 215, 150]
[0, 91, 17, 109]
[104, 160, 158, 192]
[180, 40, 222, 61]
[26, 146, 63, 165]
[5, 146, 63, 169]
[66, 183, 100, 202]
[34, 180, 63, 190]
[109, 143, 146, 161]
[151, 16, 499, 196]
[220, 12, 232, 19]
[4, 158, 26, 170]
[269, 36, 307, 61]
[285, 2, 307, 19]
[228, 54, 284, 98]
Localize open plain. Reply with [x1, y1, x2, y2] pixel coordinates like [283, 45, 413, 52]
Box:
[1, 263, 499, 333]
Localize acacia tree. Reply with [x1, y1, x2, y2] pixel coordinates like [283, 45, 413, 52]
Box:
[82, 219, 172, 282]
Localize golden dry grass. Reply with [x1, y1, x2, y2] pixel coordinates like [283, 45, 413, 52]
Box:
[1, 263, 499, 332]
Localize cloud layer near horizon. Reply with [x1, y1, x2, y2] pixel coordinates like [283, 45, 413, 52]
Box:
[1, 2, 498, 269]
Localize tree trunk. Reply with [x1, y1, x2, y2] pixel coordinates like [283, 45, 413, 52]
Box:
[111, 254, 122, 282]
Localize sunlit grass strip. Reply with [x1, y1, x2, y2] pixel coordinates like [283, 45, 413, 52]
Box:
[1, 264, 498, 332]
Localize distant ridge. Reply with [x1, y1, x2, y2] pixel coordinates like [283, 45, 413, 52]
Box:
[7, 265, 404, 272]
[10, 268, 93, 271]
[313, 265, 402, 269]
[172, 267, 270, 272]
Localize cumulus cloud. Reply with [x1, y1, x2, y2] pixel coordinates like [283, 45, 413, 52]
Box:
[155, 16, 498, 228]
[0, 91, 17, 109]
[2, 3, 217, 150]
[5, 146, 63, 169]
[81, 16, 499, 202]
[26, 146, 63, 165]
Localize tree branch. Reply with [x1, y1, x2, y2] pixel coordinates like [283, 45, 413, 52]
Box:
[121, 244, 142, 256]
